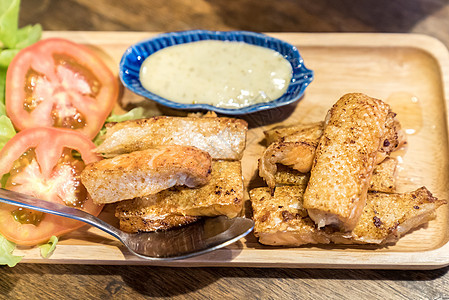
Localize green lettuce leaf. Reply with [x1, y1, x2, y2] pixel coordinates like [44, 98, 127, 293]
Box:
[0, 67, 5, 105]
[14, 23, 42, 49]
[0, 48, 19, 68]
[0, 0, 42, 105]
[0, 0, 20, 48]
[0, 114, 16, 149]
[0, 233, 22, 267]
[105, 107, 148, 123]
[39, 236, 58, 258]
[0, 115, 15, 187]
[0, 96, 5, 115]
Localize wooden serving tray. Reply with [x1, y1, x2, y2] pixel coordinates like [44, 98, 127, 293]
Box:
[15, 31, 449, 269]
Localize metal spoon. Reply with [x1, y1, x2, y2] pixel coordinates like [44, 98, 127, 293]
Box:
[0, 188, 254, 260]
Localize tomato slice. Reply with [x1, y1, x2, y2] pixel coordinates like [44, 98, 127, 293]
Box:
[0, 127, 102, 246]
[5, 38, 118, 139]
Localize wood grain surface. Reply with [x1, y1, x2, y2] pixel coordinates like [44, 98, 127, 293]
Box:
[3, 0, 449, 299]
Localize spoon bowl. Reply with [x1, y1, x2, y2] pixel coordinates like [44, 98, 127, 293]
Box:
[0, 188, 254, 260]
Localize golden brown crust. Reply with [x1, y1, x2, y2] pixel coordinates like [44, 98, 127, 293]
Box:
[274, 158, 397, 193]
[250, 186, 331, 246]
[81, 145, 212, 204]
[274, 164, 310, 187]
[259, 122, 324, 190]
[250, 186, 446, 246]
[303, 93, 392, 231]
[119, 215, 200, 233]
[378, 112, 407, 159]
[259, 141, 317, 190]
[95, 116, 248, 160]
[115, 161, 244, 232]
[264, 121, 324, 145]
[341, 187, 446, 244]
[368, 157, 398, 193]
[260, 112, 404, 191]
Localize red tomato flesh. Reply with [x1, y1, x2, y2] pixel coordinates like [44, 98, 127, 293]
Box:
[0, 127, 103, 246]
[6, 38, 118, 139]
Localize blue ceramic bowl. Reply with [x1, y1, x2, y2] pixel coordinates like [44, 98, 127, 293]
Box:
[119, 30, 314, 115]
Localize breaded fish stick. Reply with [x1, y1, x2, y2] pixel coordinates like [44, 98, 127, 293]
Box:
[95, 116, 248, 160]
[81, 145, 212, 204]
[303, 93, 392, 231]
[250, 186, 445, 246]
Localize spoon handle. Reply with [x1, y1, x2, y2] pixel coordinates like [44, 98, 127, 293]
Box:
[0, 188, 124, 240]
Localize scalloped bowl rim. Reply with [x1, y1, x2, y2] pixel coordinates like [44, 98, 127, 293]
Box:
[119, 30, 314, 115]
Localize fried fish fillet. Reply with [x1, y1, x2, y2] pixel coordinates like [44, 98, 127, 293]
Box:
[259, 122, 324, 189]
[303, 93, 392, 231]
[264, 121, 324, 145]
[116, 161, 243, 232]
[81, 145, 212, 204]
[250, 186, 445, 246]
[264, 118, 404, 157]
[259, 114, 404, 190]
[259, 124, 323, 190]
[95, 116, 248, 160]
[274, 158, 398, 193]
[368, 157, 398, 193]
[273, 164, 311, 187]
[259, 141, 316, 190]
[335, 187, 445, 244]
[251, 186, 330, 245]
[117, 214, 200, 232]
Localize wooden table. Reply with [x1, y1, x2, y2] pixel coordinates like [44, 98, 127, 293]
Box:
[2, 0, 449, 298]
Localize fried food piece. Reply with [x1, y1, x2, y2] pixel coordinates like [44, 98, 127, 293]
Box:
[95, 116, 248, 160]
[335, 187, 446, 244]
[259, 122, 323, 189]
[259, 141, 317, 190]
[116, 161, 243, 232]
[264, 121, 324, 145]
[259, 114, 404, 190]
[303, 93, 392, 231]
[368, 157, 398, 193]
[250, 186, 330, 246]
[274, 158, 398, 193]
[264, 118, 404, 157]
[274, 164, 310, 187]
[250, 186, 445, 246]
[81, 145, 212, 204]
[118, 214, 200, 232]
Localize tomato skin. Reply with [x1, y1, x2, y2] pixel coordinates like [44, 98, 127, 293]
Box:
[0, 127, 103, 246]
[0, 198, 102, 246]
[5, 38, 118, 139]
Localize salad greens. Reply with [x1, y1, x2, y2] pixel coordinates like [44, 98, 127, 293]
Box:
[0, 0, 42, 266]
[39, 236, 58, 258]
[0, 0, 42, 105]
[94, 107, 155, 145]
[0, 114, 15, 149]
[105, 106, 148, 123]
[0, 234, 22, 267]
[0, 0, 40, 153]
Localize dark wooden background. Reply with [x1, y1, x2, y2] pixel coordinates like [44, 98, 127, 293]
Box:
[2, 0, 449, 298]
